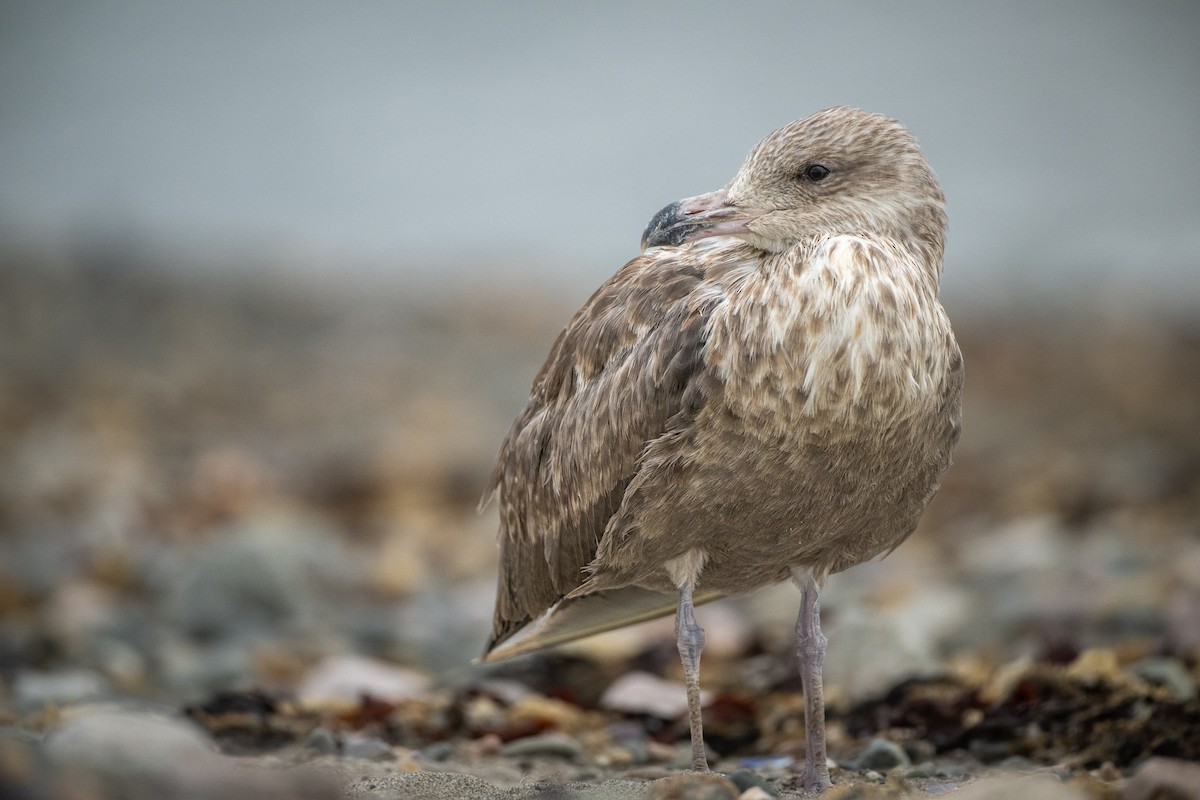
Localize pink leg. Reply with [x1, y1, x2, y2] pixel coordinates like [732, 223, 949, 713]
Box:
[675, 582, 709, 771]
[794, 570, 832, 793]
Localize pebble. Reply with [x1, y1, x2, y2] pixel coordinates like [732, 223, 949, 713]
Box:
[997, 755, 1038, 772]
[43, 707, 219, 777]
[948, 774, 1088, 799]
[305, 726, 338, 754]
[419, 741, 456, 762]
[342, 733, 395, 761]
[935, 761, 971, 778]
[736, 788, 776, 800]
[499, 732, 585, 761]
[298, 653, 431, 704]
[725, 767, 779, 797]
[852, 738, 912, 771]
[11, 669, 109, 713]
[600, 671, 708, 719]
[823, 607, 942, 698]
[969, 738, 1014, 763]
[649, 772, 741, 800]
[165, 515, 355, 640]
[0, 727, 45, 781]
[158, 638, 255, 700]
[737, 755, 792, 770]
[1123, 757, 1200, 800]
[41, 706, 345, 798]
[1128, 657, 1196, 700]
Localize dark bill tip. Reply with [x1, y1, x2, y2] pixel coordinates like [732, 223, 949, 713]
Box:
[641, 201, 710, 250]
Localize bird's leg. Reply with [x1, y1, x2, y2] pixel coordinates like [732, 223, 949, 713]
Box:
[794, 570, 832, 793]
[675, 581, 709, 771]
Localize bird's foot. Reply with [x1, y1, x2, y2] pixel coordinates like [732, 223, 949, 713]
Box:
[799, 763, 832, 795]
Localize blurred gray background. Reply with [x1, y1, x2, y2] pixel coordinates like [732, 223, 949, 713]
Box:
[2, 1, 1198, 308]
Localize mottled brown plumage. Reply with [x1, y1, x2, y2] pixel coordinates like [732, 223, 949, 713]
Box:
[481, 107, 961, 789]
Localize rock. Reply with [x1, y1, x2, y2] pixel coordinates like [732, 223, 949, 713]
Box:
[725, 767, 779, 797]
[165, 514, 357, 641]
[499, 732, 584, 761]
[43, 707, 344, 798]
[603, 721, 652, 765]
[996, 755, 1038, 772]
[950, 775, 1087, 799]
[419, 740, 455, 762]
[298, 654, 431, 704]
[387, 581, 498, 670]
[1123, 757, 1200, 800]
[1128, 657, 1196, 700]
[600, 671, 711, 719]
[11, 669, 109, 712]
[475, 677, 537, 706]
[506, 694, 589, 731]
[90, 636, 149, 690]
[736, 756, 793, 771]
[342, 733, 395, 761]
[1066, 648, 1126, 687]
[822, 606, 942, 698]
[649, 772, 741, 800]
[0, 726, 46, 783]
[736, 788, 776, 800]
[44, 707, 220, 777]
[305, 726, 338, 754]
[851, 738, 912, 771]
[158, 637, 256, 700]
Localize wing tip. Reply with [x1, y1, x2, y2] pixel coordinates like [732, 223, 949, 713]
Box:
[477, 586, 726, 665]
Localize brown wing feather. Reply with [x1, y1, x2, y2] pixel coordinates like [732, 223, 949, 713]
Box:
[482, 249, 727, 651]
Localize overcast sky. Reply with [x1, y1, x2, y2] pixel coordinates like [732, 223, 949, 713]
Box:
[2, 2, 1198, 307]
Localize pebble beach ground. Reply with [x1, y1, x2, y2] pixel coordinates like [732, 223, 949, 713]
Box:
[1, 254, 1198, 798]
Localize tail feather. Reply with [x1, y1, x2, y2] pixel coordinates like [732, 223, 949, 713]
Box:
[480, 584, 725, 662]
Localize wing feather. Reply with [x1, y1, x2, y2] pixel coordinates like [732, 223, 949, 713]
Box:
[482, 248, 734, 651]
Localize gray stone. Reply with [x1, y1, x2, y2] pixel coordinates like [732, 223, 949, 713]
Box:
[0, 726, 43, 746]
[44, 707, 219, 778]
[420, 741, 456, 762]
[997, 755, 1038, 772]
[648, 772, 740, 800]
[305, 726, 338, 754]
[1129, 657, 1197, 700]
[499, 732, 585, 761]
[342, 733, 395, 760]
[43, 707, 345, 798]
[12, 669, 109, 713]
[852, 737, 912, 771]
[164, 514, 357, 640]
[1124, 757, 1200, 800]
[822, 607, 943, 699]
[600, 671, 707, 720]
[950, 775, 1087, 799]
[158, 637, 255, 700]
[725, 768, 779, 796]
[298, 653, 430, 704]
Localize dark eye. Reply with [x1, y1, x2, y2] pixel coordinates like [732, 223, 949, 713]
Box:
[803, 164, 830, 182]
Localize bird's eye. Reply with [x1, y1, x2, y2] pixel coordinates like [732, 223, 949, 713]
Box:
[803, 164, 830, 182]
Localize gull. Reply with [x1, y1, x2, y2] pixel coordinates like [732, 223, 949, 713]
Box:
[479, 107, 962, 792]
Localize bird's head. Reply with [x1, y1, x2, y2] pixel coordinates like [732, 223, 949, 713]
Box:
[641, 107, 946, 263]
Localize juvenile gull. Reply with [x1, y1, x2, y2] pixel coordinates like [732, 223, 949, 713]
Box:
[480, 107, 962, 792]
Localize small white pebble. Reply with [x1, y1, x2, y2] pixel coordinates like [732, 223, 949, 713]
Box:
[737, 788, 775, 800]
